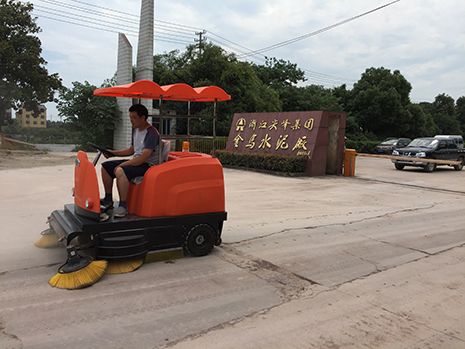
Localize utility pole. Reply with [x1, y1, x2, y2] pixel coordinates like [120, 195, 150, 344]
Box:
[195, 30, 207, 55]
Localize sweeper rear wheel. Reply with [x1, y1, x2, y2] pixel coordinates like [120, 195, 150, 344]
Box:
[184, 224, 215, 257]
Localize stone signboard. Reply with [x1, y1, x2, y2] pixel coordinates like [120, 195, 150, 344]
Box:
[226, 111, 346, 176]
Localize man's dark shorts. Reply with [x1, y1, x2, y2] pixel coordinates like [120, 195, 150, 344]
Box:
[102, 160, 150, 180]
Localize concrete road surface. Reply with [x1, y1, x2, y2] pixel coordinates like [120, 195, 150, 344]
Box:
[0, 153, 464, 348]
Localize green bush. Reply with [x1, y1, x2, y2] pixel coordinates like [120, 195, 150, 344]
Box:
[345, 139, 379, 154]
[216, 150, 307, 173]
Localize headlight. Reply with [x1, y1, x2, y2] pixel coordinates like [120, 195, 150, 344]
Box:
[85, 198, 93, 209]
[392, 150, 399, 156]
[417, 152, 426, 158]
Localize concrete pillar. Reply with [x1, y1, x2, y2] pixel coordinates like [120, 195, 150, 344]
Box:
[135, 0, 154, 115]
[114, 33, 133, 149]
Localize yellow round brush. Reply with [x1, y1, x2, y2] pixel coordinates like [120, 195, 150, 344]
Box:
[105, 258, 144, 274]
[49, 246, 107, 290]
[34, 228, 60, 248]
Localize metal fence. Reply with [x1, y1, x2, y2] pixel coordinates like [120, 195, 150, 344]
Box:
[175, 137, 228, 154]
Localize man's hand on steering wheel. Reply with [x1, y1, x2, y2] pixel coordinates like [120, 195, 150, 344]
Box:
[87, 142, 116, 158]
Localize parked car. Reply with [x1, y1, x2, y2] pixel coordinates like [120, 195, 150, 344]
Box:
[391, 137, 465, 172]
[375, 138, 411, 154]
[434, 135, 464, 148]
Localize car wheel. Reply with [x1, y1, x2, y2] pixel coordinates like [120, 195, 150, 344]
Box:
[185, 224, 215, 257]
[394, 163, 404, 170]
[423, 162, 436, 172]
[454, 157, 464, 171]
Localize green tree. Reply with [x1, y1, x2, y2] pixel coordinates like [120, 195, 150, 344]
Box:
[456, 96, 465, 135]
[347, 67, 414, 138]
[418, 101, 440, 135]
[406, 103, 436, 138]
[279, 85, 343, 112]
[153, 43, 281, 136]
[0, 118, 21, 134]
[153, 49, 189, 85]
[0, 0, 62, 126]
[252, 57, 306, 90]
[332, 84, 351, 111]
[431, 94, 461, 135]
[57, 81, 119, 150]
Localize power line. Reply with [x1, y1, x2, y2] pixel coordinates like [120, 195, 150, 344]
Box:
[71, 0, 204, 32]
[207, 33, 354, 86]
[30, 0, 363, 86]
[36, 0, 201, 38]
[32, 11, 192, 46]
[32, 0, 196, 45]
[237, 0, 401, 59]
[69, 0, 139, 18]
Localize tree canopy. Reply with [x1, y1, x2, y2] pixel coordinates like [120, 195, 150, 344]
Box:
[0, 0, 62, 126]
[57, 81, 119, 150]
[252, 57, 306, 90]
[152, 43, 282, 136]
[346, 67, 413, 137]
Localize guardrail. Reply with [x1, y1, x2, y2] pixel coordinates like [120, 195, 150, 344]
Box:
[356, 153, 461, 165]
[343, 149, 461, 177]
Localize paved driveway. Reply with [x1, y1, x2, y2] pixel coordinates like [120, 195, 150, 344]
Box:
[0, 155, 464, 348]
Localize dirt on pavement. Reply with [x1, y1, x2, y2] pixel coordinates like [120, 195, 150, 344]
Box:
[0, 149, 77, 170]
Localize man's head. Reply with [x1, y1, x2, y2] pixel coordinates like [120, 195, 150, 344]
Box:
[129, 104, 149, 120]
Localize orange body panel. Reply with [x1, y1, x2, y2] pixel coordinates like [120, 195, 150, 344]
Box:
[127, 152, 225, 217]
[73, 151, 225, 219]
[74, 151, 100, 215]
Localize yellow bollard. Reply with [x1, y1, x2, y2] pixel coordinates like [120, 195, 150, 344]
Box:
[343, 149, 356, 176]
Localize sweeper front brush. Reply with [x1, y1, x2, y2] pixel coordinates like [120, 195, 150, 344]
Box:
[49, 245, 107, 290]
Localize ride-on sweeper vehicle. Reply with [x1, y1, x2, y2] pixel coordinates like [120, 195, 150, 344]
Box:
[39, 80, 231, 289]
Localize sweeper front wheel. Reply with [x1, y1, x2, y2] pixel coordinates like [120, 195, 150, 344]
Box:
[184, 224, 215, 257]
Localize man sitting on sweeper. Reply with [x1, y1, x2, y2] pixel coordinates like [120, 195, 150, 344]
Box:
[100, 104, 159, 218]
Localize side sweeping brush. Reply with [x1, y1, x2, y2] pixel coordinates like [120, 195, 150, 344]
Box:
[35, 229, 60, 248]
[105, 258, 144, 274]
[35, 218, 60, 248]
[49, 246, 107, 290]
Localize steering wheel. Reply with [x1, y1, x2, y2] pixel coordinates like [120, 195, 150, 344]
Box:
[87, 142, 116, 158]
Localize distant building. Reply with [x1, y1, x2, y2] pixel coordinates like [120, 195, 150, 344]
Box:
[4, 108, 12, 123]
[15, 105, 47, 128]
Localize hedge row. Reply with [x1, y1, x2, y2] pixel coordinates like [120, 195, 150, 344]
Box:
[216, 150, 307, 173]
[345, 139, 380, 154]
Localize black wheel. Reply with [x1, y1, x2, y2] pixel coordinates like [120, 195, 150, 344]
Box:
[394, 163, 404, 170]
[454, 157, 464, 171]
[184, 224, 215, 257]
[423, 162, 436, 172]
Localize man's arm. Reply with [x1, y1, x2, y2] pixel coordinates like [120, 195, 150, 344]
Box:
[104, 146, 134, 158]
[116, 148, 153, 167]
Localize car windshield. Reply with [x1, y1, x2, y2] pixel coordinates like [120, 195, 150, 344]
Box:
[381, 139, 398, 145]
[408, 138, 438, 148]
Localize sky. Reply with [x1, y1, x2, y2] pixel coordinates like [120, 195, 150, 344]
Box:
[22, 0, 465, 121]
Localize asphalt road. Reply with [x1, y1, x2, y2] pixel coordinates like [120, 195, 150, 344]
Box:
[0, 155, 464, 348]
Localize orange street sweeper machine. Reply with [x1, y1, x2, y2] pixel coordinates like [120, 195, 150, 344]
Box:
[38, 81, 231, 289]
